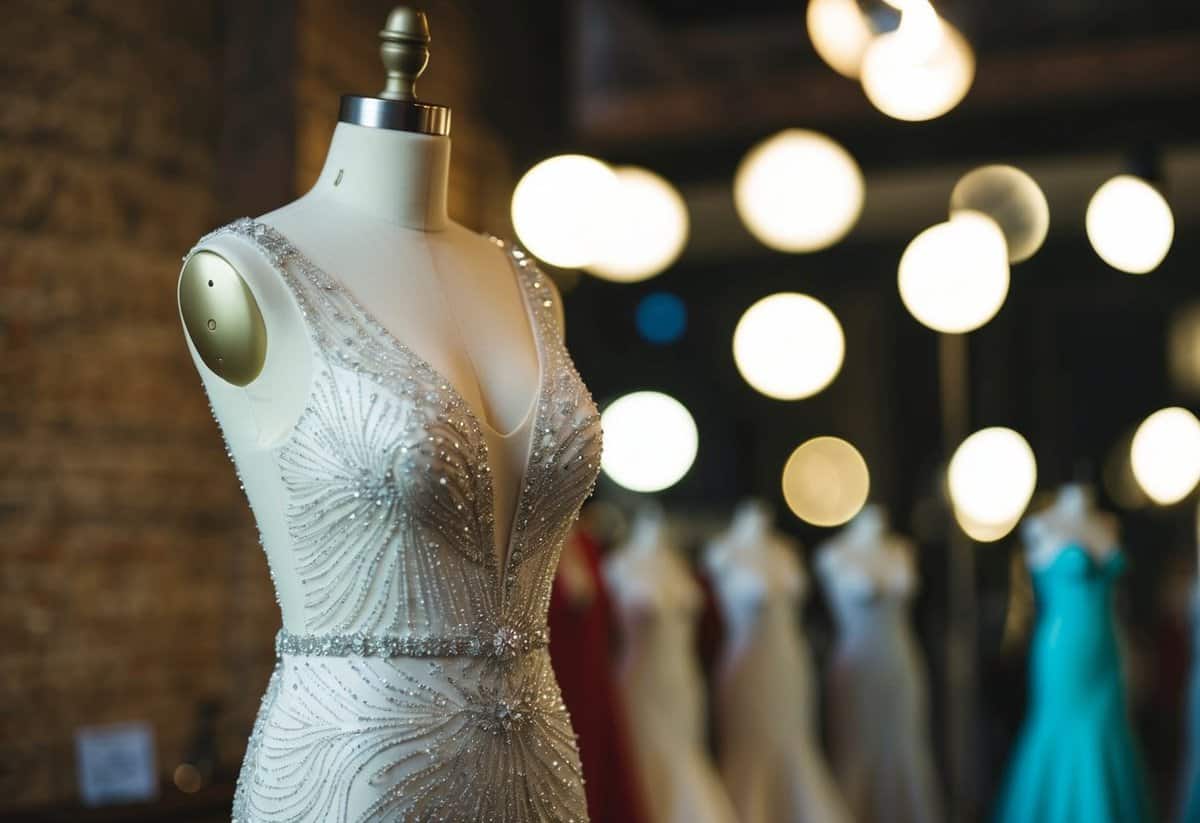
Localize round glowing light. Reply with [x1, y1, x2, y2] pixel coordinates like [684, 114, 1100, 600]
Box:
[898, 211, 1010, 333]
[733, 293, 845, 400]
[1086, 175, 1174, 275]
[1130, 407, 1200, 505]
[954, 506, 1020, 543]
[589, 166, 689, 282]
[807, 0, 875, 78]
[860, 9, 974, 122]
[600, 391, 699, 493]
[948, 427, 1038, 527]
[950, 165, 1050, 263]
[782, 436, 870, 527]
[511, 154, 618, 268]
[734, 129, 864, 253]
[173, 763, 204, 794]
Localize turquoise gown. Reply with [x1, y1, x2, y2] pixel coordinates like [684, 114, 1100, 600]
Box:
[1177, 591, 1200, 823]
[994, 546, 1152, 823]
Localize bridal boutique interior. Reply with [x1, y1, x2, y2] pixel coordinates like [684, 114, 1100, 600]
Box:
[3, 0, 1200, 821]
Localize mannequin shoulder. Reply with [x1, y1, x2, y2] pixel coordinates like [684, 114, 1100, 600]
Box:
[814, 542, 877, 596]
[178, 249, 267, 386]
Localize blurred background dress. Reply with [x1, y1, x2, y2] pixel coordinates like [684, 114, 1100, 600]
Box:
[604, 510, 739, 823]
[549, 526, 649, 823]
[1180, 588, 1200, 823]
[819, 515, 944, 823]
[994, 547, 1152, 823]
[706, 522, 851, 823]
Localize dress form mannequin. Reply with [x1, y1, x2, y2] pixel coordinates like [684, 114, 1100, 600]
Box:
[994, 485, 1151, 823]
[816, 504, 944, 823]
[179, 10, 545, 596]
[704, 499, 850, 823]
[178, 10, 603, 821]
[1022, 484, 1119, 570]
[604, 506, 738, 823]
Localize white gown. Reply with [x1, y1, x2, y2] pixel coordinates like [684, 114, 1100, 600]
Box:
[818, 541, 943, 823]
[604, 539, 739, 823]
[706, 534, 851, 823]
[185, 220, 603, 822]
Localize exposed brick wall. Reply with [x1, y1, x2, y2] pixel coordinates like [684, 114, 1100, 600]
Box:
[0, 0, 265, 810]
[0, 0, 517, 813]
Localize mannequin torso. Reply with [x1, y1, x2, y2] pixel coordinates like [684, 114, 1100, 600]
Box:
[1022, 484, 1119, 571]
[705, 499, 806, 653]
[605, 508, 705, 727]
[705, 500, 852, 823]
[176, 14, 603, 818]
[817, 504, 916, 603]
[816, 504, 944, 823]
[181, 124, 551, 592]
[604, 508, 739, 823]
[995, 485, 1150, 822]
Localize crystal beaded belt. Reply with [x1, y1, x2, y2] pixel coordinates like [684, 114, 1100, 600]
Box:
[275, 625, 549, 661]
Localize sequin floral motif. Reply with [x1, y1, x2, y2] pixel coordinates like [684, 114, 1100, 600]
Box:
[186, 220, 601, 823]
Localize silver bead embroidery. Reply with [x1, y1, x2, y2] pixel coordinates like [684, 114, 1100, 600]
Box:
[186, 219, 602, 823]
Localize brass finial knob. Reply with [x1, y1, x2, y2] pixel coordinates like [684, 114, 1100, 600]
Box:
[379, 7, 431, 101]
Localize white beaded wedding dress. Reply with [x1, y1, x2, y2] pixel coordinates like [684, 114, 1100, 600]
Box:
[184, 219, 602, 822]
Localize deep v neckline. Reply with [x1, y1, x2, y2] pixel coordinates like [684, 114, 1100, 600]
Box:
[258, 221, 547, 592]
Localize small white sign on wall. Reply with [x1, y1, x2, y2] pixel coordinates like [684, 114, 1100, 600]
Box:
[74, 722, 158, 806]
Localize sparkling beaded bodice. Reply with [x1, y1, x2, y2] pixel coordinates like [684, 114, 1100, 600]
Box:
[185, 219, 602, 822]
[203, 219, 602, 651]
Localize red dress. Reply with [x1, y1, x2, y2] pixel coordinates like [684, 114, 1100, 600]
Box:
[549, 528, 650, 823]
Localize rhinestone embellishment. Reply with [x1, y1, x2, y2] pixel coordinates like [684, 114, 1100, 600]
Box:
[188, 218, 603, 822]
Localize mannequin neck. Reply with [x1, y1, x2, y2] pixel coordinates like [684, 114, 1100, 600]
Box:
[311, 122, 450, 231]
[1054, 483, 1093, 519]
[628, 512, 666, 555]
[728, 502, 770, 548]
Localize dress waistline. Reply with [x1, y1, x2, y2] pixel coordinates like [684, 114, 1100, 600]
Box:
[274, 625, 549, 660]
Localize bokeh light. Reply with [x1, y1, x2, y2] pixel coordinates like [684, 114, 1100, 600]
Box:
[734, 129, 864, 253]
[1086, 174, 1174, 274]
[588, 166, 689, 282]
[733, 293, 845, 400]
[636, 292, 687, 345]
[511, 154, 617, 268]
[1130, 407, 1200, 505]
[173, 763, 204, 794]
[600, 391, 699, 493]
[898, 211, 1010, 333]
[950, 165, 1050, 263]
[948, 427, 1038, 527]
[807, 0, 876, 78]
[860, 5, 974, 122]
[954, 506, 1021, 543]
[782, 436, 871, 527]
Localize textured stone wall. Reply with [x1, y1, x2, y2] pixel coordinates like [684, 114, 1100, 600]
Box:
[0, 0, 516, 812]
